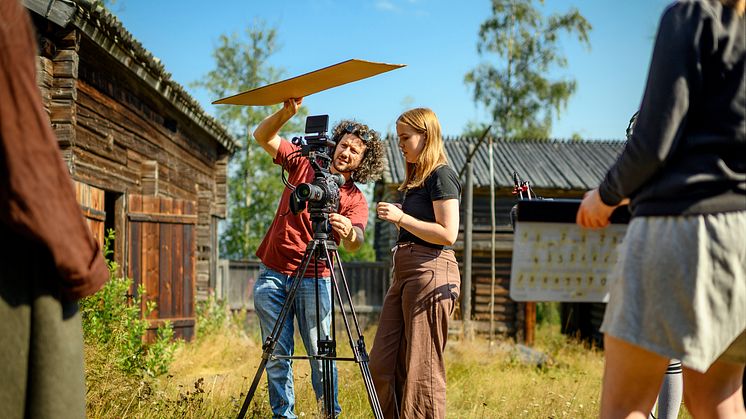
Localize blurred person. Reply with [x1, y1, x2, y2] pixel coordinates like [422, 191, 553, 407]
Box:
[251, 98, 384, 418]
[0, 1, 109, 418]
[625, 113, 684, 419]
[370, 107, 461, 419]
[576, 0, 746, 417]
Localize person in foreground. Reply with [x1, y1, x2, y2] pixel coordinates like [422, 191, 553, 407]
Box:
[0, 1, 110, 418]
[370, 107, 461, 419]
[251, 98, 384, 418]
[576, 0, 746, 418]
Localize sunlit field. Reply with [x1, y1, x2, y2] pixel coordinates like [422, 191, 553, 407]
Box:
[85, 313, 693, 418]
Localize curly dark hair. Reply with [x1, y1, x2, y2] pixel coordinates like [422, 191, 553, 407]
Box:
[331, 119, 385, 184]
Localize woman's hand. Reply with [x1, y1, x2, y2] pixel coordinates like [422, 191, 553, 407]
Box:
[576, 188, 617, 229]
[377, 202, 404, 225]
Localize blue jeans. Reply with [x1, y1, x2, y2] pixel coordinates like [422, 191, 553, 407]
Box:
[253, 264, 341, 418]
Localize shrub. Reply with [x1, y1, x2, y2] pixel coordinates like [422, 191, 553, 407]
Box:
[536, 302, 561, 326]
[195, 291, 229, 339]
[80, 229, 176, 377]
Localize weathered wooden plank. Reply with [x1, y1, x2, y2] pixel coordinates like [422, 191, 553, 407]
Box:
[80, 206, 106, 222]
[473, 295, 513, 308]
[53, 52, 78, 80]
[22, 0, 77, 26]
[142, 196, 160, 320]
[54, 123, 76, 146]
[159, 221, 173, 319]
[474, 283, 510, 296]
[129, 221, 142, 300]
[473, 312, 515, 322]
[141, 160, 158, 195]
[172, 222, 184, 317]
[75, 124, 128, 166]
[158, 197, 173, 318]
[127, 212, 198, 225]
[184, 225, 194, 317]
[70, 148, 140, 189]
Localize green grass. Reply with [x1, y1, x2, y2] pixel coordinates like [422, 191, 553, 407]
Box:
[84, 314, 693, 418]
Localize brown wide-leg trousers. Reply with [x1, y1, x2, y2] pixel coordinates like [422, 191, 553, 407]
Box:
[370, 243, 461, 419]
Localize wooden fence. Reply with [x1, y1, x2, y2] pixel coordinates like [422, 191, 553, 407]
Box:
[217, 259, 390, 313]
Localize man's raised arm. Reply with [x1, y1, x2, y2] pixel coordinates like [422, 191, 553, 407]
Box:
[252, 98, 302, 159]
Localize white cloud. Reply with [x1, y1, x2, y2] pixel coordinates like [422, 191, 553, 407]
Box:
[375, 0, 398, 12]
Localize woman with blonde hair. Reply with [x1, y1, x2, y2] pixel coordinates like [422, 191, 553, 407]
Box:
[370, 108, 461, 418]
[577, 0, 745, 417]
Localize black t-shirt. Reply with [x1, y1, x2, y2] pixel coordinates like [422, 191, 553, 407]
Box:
[398, 165, 462, 249]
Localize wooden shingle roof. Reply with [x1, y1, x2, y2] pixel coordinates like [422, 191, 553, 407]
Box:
[382, 136, 625, 190]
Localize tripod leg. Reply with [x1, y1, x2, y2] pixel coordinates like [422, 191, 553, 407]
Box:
[295, 263, 339, 417]
[236, 243, 319, 419]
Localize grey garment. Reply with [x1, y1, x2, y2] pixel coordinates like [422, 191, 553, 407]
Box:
[601, 211, 746, 373]
[0, 233, 86, 419]
[599, 0, 746, 216]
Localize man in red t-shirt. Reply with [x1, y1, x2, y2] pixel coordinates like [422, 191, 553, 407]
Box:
[252, 98, 384, 418]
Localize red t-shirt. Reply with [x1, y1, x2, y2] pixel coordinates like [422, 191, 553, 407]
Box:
[255, 139, 369, 277]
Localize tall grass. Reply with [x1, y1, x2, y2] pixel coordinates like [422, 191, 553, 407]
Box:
[85, 308, 693, 418]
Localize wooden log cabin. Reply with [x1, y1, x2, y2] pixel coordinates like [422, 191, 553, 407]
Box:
[375, 136, 625, 344]
[24, 0, 239, 340]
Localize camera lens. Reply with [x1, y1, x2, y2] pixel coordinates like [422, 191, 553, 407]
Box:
[296, 183, 323, 202]
[296, 184, 311, 199]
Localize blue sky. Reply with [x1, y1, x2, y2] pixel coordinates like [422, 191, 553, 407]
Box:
[110, 0, 672, 140]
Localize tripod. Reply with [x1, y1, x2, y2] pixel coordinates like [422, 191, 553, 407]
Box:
[237, 215, 383, 419]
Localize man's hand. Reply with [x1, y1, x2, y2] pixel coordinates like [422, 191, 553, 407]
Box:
[329, 213, 355, 241]
[283, 97, 302, 116]
[329, 213, 363, 251]
[253, 97, 303, 159]
[576, 188, 619, 229]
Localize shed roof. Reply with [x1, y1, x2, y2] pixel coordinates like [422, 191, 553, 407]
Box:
[23, 0, 240, 153]
[383, 136, 625, 190]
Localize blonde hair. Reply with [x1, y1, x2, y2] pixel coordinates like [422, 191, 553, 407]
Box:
[397, 108, 449, 191]
[721, 0, 745, 15]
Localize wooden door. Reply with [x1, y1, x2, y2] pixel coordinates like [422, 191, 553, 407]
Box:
[127, 195, 197, 341]
[75, 181, 105, 247]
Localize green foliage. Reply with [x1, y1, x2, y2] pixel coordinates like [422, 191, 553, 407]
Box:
[92, 0, 117, 7]
[465, 0, 591, 139]
[81, 229, 176, 377]
[536, 302, 560, 326]
[195, 292, 229, 339]
[461, 120, 493, 139]
[338, 240, 376, 262]
[191, 21, 306, 259]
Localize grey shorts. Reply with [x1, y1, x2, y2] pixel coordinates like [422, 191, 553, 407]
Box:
[601, 211, 746, 373]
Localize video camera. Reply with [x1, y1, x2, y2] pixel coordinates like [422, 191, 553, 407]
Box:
[288, 115, 344, 227]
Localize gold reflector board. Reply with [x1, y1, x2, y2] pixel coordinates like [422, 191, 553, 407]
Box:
[213, 59, 406, 106]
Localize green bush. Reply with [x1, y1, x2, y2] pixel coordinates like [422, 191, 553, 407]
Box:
[536, 302, 561, 326]
[80, 229, 176, 377]
[195, 291, 229, 339]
